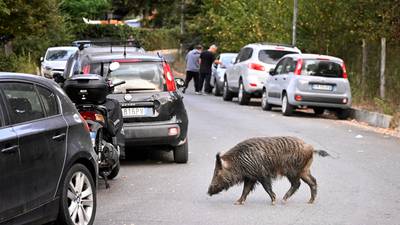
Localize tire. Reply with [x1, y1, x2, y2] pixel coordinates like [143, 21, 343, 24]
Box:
[261, 89, 272, 111]
[106, 161, 120, 180]
[174, 140, 188, 163]
[336, 108, 350, 120]
[313, 107, 325, 115]
[214, 78, 222, 96]
[238, 81, 251, 105]
[281, 94, 294, 116]
[58, 164, 96, 225]
[222, 79, 234, 101]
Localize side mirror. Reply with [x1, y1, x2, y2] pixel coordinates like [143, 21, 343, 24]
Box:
[231, 58, 236, 64]
[175, 78, 185, 88]
[40, 57, 44, 62]
[269, 68, 276, 75]
[109, 62, 120, 71]
[53, 73, 65, 84]
[213, 64, 218, 69]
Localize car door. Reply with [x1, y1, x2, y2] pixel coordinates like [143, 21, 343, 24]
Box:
[228, 49, 243, 89]
[279, 57, 296, 93]
[0, 90, 22, 222]
[266, 58, 287, 104]
[0, 82, 67, 212]
[235, 48, 253, 89]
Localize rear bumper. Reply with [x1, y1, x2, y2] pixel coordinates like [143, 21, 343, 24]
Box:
[123, 119, 185, 147]
[289, 92, 352, 109]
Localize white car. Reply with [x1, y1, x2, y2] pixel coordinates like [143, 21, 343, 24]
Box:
[40, 46, 78, 79]
[223, 43, 301, 105]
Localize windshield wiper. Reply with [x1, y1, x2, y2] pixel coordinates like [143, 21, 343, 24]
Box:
[126, 88, 156, 93]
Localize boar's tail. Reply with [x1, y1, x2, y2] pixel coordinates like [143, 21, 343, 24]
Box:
[313, 150, 330, 157]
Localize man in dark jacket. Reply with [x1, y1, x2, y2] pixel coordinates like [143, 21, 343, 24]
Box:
[199, 45, 218, 94]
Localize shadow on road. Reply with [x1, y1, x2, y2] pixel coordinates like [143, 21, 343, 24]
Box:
[121, 146, 175, 165]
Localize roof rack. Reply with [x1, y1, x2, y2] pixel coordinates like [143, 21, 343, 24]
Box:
[72, 40, 142, 57]
[255, 42, 296, 48]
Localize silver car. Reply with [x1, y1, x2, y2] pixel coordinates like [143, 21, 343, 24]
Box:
[210, 53, 237, 96]
[261, 54, 352, 119]
[223, 43, 301, 105]
[40, 46, 78, 79]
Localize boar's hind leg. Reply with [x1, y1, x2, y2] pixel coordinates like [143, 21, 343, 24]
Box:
[300, 171, 317, 204]
[259, 177, 276, 205]
[235, 179, 256, 205]
[283, 176, 301, 202]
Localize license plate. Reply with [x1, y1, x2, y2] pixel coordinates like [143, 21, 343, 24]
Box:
[312, 84, 333, 91]
[122, 107, 152, 117]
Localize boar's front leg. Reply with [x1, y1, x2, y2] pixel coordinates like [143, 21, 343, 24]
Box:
[235, 178, 256, 205]
[259, 177, 276, 205]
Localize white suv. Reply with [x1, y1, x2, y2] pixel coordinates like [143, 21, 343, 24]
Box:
[223, 43, 301, 105]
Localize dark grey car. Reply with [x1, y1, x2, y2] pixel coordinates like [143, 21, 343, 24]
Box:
[0, 73, 98, 225]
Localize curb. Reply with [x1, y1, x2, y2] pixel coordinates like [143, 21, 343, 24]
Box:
[349, 108, 393, 129]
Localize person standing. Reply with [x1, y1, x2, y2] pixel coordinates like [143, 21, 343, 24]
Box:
[183, 45, 203, 94]
[199, 44, 218, 94]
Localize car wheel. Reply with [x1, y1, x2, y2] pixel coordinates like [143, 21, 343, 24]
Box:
[313, 107, 325, 116]
[174, 140, 188, 163]
[261, 89, 272, 111]
[58, 164, 96, 225]
[222, 79, 233, 101]
[281, 94, 294, 116]
[238, 82, 250, 105]
[336, 109, 350, 120]
[214, 78, 222, 96]
[106, 161, 120, 180]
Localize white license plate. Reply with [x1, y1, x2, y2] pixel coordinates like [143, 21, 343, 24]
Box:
[122, 107, 152, 117]
[312, 84, 333, 91]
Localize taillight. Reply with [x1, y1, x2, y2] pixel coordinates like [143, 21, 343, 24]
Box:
[163, 62, 176, 91]
[295, 94, 302, 101]
[79, 114, 90, 132]
[248, 63, 265, 71]
[341, 63, 348, 79]
[80, 111, 96, 121]
[294, 59, 303, 75]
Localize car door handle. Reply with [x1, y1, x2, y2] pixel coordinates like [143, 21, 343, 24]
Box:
[52, 133, 66, 141]
[274, 78, 278, 80]
[283, 78, 286, 80]
[1, 145, 19, 154]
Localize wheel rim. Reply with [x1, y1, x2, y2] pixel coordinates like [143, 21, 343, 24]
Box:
[238, 83, 243, 101]
[282, 96, 287, 113]
[262, 91, 267, 108]
[67, 171, 94, 225]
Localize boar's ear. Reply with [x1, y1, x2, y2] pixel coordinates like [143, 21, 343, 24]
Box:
[215, 152, 222, 169]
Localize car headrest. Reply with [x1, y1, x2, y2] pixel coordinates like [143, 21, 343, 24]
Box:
[9, 97, 32, 114]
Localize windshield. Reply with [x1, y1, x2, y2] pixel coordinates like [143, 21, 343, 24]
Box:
[258, 50, 298, 64]
[45, 50, 75, 61]
[104, 62, 164, 93]
[302, 59, 343, 78]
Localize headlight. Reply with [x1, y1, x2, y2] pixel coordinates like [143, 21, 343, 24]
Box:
[45, 66, 52, 71]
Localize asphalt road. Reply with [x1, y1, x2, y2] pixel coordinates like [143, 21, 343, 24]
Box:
[95, 90, 400, 225]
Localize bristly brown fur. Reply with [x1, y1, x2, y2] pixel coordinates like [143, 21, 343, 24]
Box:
[207, 136, 319, 205]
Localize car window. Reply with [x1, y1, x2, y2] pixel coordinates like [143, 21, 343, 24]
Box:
[37, 86, 59, 117]
[0, 82, 45, 124]
[282, 58, 296, 74]
[275, 58, 288, 75]
[302, 59, 343, 78]
[259, 50, 298, 64]
[240, 48, 253, 62]
[45, 50, 75, 61]
[235, 49, 245, 63]
[105, 62, 164, 93]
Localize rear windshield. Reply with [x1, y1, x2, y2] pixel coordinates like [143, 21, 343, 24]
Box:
[89, 62, 164, 93]
[46, 50, 75, 61]
[302, 59, 343, 78]
[258, 50, 298, 64]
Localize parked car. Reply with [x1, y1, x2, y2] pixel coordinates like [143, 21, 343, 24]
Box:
[40, 46, 78, 79]
[0, 73, 97, 225]
[223, 43, 301, 105]
[210, 53, 237, 96]
[261, 53, 352, 119]
[61, 41, 189, 163]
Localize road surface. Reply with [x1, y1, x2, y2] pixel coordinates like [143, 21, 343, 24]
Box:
[95, 90, 400, 225]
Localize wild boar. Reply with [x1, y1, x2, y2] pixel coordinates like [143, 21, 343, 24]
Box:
[207, 136, 328, 205]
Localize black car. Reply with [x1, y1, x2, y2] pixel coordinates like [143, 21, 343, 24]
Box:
[62, 42, 189, 163]
[0, 73, 98, 225]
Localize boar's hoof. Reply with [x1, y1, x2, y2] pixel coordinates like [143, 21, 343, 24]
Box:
[308, 199, 315, 204]
[234, 201, 244, 205]
[271, 200, 276, 205]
